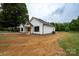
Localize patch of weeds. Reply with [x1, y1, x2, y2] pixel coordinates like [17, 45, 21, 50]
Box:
[59, 32, 79, 56]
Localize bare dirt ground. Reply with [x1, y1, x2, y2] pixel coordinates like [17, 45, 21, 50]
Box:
[0, 32, 67, 56]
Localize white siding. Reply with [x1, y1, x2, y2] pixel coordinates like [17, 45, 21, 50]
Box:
[30, 19, 43, 34]
[19, 24, 25, 33]
[43, 25, 55, 34]
[19, 18, 55, 34]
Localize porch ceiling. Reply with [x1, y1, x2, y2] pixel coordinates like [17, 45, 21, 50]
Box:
[24, 25, 31, 27]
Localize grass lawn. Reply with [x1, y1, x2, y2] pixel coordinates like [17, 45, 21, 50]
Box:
[0, 31, 10, 33]
[0, 32, 66, 56]
[59, 32, 79, 56]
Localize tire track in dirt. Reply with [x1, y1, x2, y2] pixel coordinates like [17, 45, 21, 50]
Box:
[0, 32, 67, 56]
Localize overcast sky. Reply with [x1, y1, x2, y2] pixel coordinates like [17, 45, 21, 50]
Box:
[26, 3, 79, 23]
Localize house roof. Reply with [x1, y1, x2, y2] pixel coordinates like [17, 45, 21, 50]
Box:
[26, 21, 32, 25]
[30, 17, 52, 26]
[24, 21, 33, 27]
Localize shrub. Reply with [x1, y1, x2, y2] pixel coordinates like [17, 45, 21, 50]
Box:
[65, 27, 70, 32]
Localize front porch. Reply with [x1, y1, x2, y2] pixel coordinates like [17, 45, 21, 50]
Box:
[24, 22, 33, 35]
[24, 25, 32, 35]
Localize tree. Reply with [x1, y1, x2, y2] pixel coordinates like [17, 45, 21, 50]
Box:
[65, 26, 70, 32]
[50, 22, 70, 31]
[0, 3, 29, 28]
[70, 17, 79, 31]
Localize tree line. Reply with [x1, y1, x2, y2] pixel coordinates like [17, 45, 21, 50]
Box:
[0, 3, 79, 32]
[0, 3, 29, 31]
[50, 16, 79, 32]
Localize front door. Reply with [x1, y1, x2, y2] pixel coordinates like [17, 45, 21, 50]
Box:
[27, 27, 31, 34]
[27, 27, 31, 31]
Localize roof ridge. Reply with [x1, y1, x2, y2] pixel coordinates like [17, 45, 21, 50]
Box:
[32, 17, 49, 23]
[30, 17, 52, 26]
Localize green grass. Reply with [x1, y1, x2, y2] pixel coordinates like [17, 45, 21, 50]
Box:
[0, 35, 11, 40]
[59, 32, 79, 56]
[0, 35, 7, 40]
[0, 35, 17, 40]
[0, 31, 16, 34]
[0, 31, 12, 33]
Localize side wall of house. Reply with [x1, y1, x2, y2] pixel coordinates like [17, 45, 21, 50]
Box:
[30, 19, 43, 34]
[43, 25, 55, 34]
[19, 24, 26, 33]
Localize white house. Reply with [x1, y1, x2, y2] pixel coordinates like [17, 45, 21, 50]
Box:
[19, 17, 55, 34]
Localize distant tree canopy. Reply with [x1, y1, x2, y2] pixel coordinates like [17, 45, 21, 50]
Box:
[0, 3, 29, 28]
[69, 17, 79, 31]
[50, 16, 79, 31]
[50, 23, 70, 31]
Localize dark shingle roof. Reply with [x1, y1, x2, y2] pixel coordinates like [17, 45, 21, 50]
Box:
[30, 17, 52, 26]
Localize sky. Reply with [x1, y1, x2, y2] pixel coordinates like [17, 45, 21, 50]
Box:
[27, 3, 79, 23]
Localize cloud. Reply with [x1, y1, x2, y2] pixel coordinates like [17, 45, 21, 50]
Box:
[27, 3, 63, 18]
[27, 3, 79, 23]
[49, 3, 79, 23]
[52, 5, 65, 14]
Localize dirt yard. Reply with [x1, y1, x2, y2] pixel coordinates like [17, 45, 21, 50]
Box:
[0, 32, 67, 56]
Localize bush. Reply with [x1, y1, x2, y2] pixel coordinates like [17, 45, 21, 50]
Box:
[65, 27, 70, 32]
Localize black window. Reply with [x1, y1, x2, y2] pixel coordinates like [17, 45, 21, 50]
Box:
[34, 26, 39, 32]
[21, 28, 23, 31]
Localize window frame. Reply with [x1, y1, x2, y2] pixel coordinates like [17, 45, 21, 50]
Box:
[34, 26, 39, 32]
[21, 28, 23, 31]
